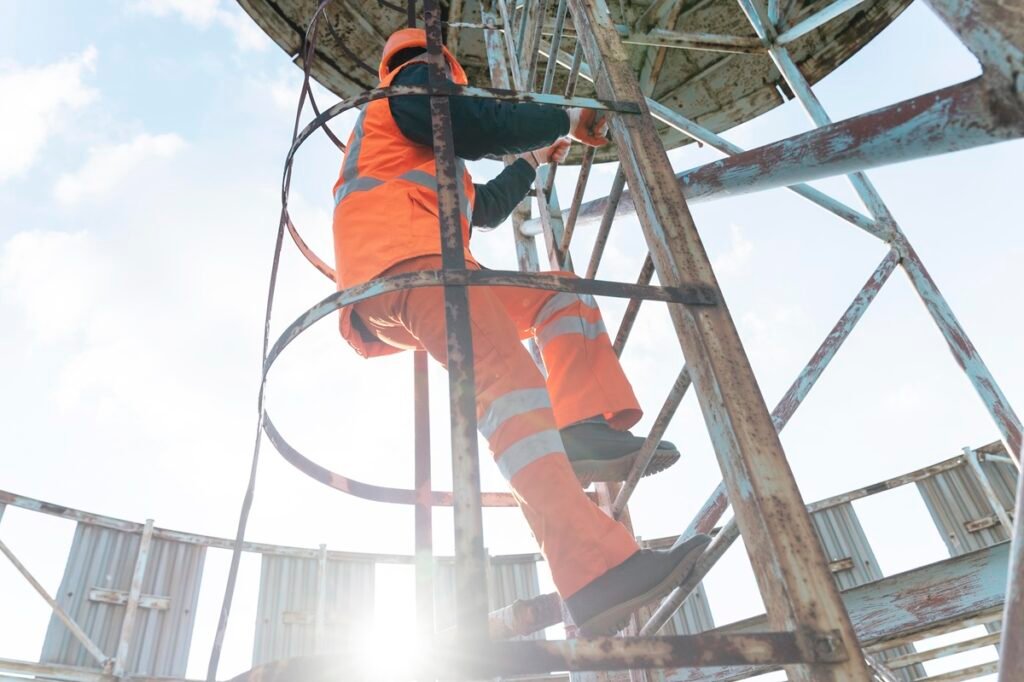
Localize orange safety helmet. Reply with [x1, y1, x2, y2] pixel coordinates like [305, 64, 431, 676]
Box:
[378, 28, 468, 85]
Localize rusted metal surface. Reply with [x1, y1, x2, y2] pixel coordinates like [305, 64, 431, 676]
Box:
[772, 248, 899, 427]
[567, 0, 868, 678]
[229, 630, 842, 680]
[613, 254, 656, 356]
[573, 77, 1024, 227]
[585, 169, 627, 279]
[899, 241, 1023, 460]
[884, 631, 1001, 669]
[666, 543, 1010, 681]
[237, 0, 912, 159]
[642, 250, 901, 638]
[612, 367, 692, 518]
[421, 0, 490, 641]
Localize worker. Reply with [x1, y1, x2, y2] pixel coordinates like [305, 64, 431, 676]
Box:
[331, 28, 710, 636]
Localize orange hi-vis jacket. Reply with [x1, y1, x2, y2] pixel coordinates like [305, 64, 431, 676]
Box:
[332, 30, 477, 358]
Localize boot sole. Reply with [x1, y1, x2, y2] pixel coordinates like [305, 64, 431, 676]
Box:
[571, 447, 681, 487]
[577, 534, 711, 638]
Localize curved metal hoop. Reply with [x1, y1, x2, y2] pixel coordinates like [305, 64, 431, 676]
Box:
[261, 268, 715, 504]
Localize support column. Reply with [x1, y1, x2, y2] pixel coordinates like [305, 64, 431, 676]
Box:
[563, 0, 870, 678]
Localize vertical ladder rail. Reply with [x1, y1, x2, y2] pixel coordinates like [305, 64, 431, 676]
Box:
[421, 0, 490, 643]
[563, 0, 872, 678]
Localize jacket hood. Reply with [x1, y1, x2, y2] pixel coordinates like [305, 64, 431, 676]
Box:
[378, 28, 468, 85]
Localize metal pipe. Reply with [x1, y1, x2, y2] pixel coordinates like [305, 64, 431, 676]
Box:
[641, 520, 740, 634]
[0, 537, 110, 667]
[542, 0, 568, 93]
[776, 0, 871, 45]
[964, 447, 1015, 533]
[525, 0, 551, 88]
[627, 28, 766, 53]
[998, 441, 1024, 680]
[557, 145, 596, 255]
[414, 351, 435, 639]
[585, 168, 626, 279]
[641, 250, 899, 634]
[613, 254, 655, 356]
[899, 243, 1022, 459]
[884, 631, 1000, 668]
[114, 519, 154, 677]
[315, 544, 329, 652]
[612, 368, 692, 517]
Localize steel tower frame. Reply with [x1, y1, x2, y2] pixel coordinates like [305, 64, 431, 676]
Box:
[196, 0, 1024, 679]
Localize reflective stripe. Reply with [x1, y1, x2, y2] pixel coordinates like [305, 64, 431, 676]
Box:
[400, 169, 438, 191]
[535, 292, 598, 326]
[479, 388, 552, 439]
[401, 169, 474, 220]
[342, 111, 366, 182]
[334, 176, 384, 205]
[538, 316, 607, 347]
[336, 109, 474, 219]
[495, 429, 564, 480]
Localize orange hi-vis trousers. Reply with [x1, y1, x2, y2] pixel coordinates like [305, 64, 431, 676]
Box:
[354, 256, 642, 598]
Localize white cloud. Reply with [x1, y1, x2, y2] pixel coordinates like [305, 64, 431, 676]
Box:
[54, 132, 185, 204]
[712, 223, 754, 278]
[0, 230, 108, 341]
[0, 47, 98, 181]
[131, 0, 269, 51]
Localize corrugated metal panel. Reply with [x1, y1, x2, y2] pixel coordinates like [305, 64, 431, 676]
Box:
[434, 556, 544, 640]
[811, 503, 882, 590]
[809, 503, 925, 681]
[252, 554, 374, 665]
[39, 522, 205, 677]
[916, 457, 1017, 556]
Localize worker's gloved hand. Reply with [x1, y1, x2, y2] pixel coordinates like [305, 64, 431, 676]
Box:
[567, 107, 610, 147]
[519, 137, 572, 168]
[536, 137, 571, 164]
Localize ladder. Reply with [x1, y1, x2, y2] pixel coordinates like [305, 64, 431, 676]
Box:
[211, 0, 1024, 679]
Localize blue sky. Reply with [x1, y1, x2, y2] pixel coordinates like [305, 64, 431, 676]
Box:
[1, 1, 1021, 679]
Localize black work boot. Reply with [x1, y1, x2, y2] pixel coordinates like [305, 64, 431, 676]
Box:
[565, 533, 711, 637]
[561, 421, 680, 486]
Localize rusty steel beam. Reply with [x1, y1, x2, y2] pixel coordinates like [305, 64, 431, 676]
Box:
[642, 249, 900, 635]
[667, 543, 1010, 681]
[897, 241, 1022, 459]
[228, 630, 844, 681]
[422, 0, 490, 641]
[613, 254, 655, 356]
[775, 0, 871, 45]
[572, 77, 1024, 227]
[563, 0, 870, 678]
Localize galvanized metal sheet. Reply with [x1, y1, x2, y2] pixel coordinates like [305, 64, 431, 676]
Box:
[39, 522, 205, 677]
[236, 0, 912, 161]
[809, 503, 925, 681]
[252, 554, 375, 665]
[435, 556, 544, 640]
[916, 448, 1017, 556]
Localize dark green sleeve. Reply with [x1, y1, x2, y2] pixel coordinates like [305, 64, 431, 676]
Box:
[389, 64, 570, 159]
[471, 159, 537, 229]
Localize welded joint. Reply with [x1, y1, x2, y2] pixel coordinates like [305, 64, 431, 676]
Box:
[800, 628, 850, 664]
